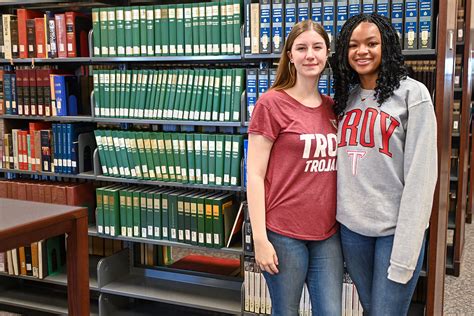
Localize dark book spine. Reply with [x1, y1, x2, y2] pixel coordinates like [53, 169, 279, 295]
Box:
[36, 69, 45, 116]
[40, 130, 51, 172]
[22, 69, 31, 116]
[26, 19, 36, 58]
[16, 69, 24, 116]
[10, 74, 18, 115]
[29, 69, 37, 116]
[10, 17, 19, 59]
[47, 13, 58, 58]
[24, 246, 33, 276]
[0, 18, 4, 59]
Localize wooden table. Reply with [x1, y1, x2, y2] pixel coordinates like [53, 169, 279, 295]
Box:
[0, 198, 89, 316]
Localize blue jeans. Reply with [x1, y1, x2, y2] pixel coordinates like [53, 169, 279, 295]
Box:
[340, 225, 426, 316]
[263, 229, 343, 316]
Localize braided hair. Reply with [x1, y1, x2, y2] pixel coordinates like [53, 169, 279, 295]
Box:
[332, 13, 408, 116]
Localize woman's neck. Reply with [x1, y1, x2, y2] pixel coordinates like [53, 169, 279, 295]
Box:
[287, 77, 320, 99]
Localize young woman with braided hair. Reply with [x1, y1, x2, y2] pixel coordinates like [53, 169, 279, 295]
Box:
[333, 13, 437, 316]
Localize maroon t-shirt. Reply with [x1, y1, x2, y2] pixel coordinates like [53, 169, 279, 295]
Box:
[248, 89, 338, 240]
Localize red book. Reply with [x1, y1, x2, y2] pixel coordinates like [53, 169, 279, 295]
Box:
[17, 181, 27, 200]
[28, 69, 37, 116]
[168, 255, 241, 276]
[17, 9, 43, 58]
[65, 12, 91, 57]
[34, 18, 47, 58]
[55, 14, 67, 58]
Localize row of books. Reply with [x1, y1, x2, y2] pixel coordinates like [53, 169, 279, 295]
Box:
[93, 68, 244, 122]
[246, 67, 334, 119]
[94, 130, 244, 186]
[244, 0, 433, 54]
[2, 122, 94, 174]
[1, 10, 90, 59]
[0, 68, 92, 117]
[96, 185, 241, 249]
[0, 236, 65, 279]
[405, 60, 436, 95]
[244, 257, 363, 315]
[92, 1, 242, 57]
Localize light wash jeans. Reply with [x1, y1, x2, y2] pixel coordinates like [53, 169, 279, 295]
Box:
[263, 229, 343, 316]
[340, 224, 426, 316]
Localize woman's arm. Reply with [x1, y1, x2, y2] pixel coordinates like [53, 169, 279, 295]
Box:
[247, 133, 279, 274]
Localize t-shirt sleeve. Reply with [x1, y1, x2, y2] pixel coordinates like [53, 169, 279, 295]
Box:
[248, 100, 281, 141]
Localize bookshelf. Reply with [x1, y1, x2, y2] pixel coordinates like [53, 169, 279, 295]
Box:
[0, 0, 463, 315]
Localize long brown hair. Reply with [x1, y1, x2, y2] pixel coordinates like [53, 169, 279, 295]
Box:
[271, 20, 330, 91]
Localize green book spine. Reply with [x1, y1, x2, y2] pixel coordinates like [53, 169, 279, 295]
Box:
[143, 132, 157, 180]
[152, 71, 162, 118]
[103, 70, 110, 117]
[103, 188, 111, 235]
[125, 189, 134, 237]
[232, 68, 244, 121]
[163, 133, 176, 181]
[220, 1, 227, 54]
[116, 131, 132, 178]
[131, 6, 141, 56]
[211, 2, 221, 55]
[215, 134, 225, 185]
[130, 132, 143, 179]
[224, 69, 233, 121]
[138, 70, 149, 118]
[230, 134, 243, 186]
[205, 3, 213, 54]
[160, 6, 170, 56]
[168, 192, 179, 241]
[132, 190, 141, 237]
[136, 132, 150, 179]
[218, 69, 228, 121]
[124, 70, 132, 117]
[223, 135, 233, 185]
[146, 191, 155, 238]
[205, 69, 215, 120]
[116, 7, 125, 57]
[194, 134, 202, 183]
[119, 190, 127, 236]
[211, 70, 222, 121]
[140, 190, 148, 238]
[184, 194, 192, 243]
[182, 71, 193, 120]
[208, 134, 217, 185]
[96, 188, 104, 234]
[107, 8, 117, 57]
[115, 71, 122, 117]
[204, 196, 214, 247]
[157, 70, 168, 118]
[146, 5, 155, 56]
[171, 133, 182, 182]
[93, 71, 100, 117]
[177, 194, 185, 242]
[92, 8, 101, 57]
[176, 4, 185, 55]
[190, 195, 198, 245]
[99, 8, 109, 56]
[150, 135, 163, 181]
[161, 191, 171, 240]
[130, 71, 139, 118]
[154, 5, 162, 56]
[109, 189, 121, 237]
[118, 71, 126, 117]
[168, 4, 177, 56]
[201, 134, 209, 185]
[198, 4, 207, 55]
[156, 132, 170, 181]
[173, 70, 184, 119]
[97, 70, 105, 116]
[199, 70, 210, 120]
[105, 129, 120, 177]
[109, 69, 117, 117]
[196, 195, 206, 246]
[177, 70, 189, 119]
[191, 4, 200, 55]
[111, 130, 124, 177]
[139, 6, 148, 56]
[185, 134, 196, 183]
[123, 132, 136, 178]
[225, 0, 234, 54]
[153, 191, 162, 239]
[190, 69, 203, 120]
[178, 133, 188, 183]
[233, 0, 242, 54]
[145, 70, 157, 118]
[165, 70, 178, 119]
[184, 4, 193, 56]
[94, 130, 109, 176]
[124, 8, 133, 56]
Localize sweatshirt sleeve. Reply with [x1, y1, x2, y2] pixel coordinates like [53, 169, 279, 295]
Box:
[387, 94, 438, 284]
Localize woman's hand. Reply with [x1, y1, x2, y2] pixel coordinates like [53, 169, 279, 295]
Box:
[254, 239, 279, 275]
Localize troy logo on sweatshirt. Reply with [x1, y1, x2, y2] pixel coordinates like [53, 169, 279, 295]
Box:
[338, 108, 401, 158]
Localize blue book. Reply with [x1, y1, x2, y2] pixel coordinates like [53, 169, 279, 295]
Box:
[298, 0, 310, 22]
[336, 0, 348, 36]
[348, 0, 360, 17]
[269, 68, 277, 88]
[329, 72, 335, 98]
[311, 0, 323, 23]
[10, 74, 18, 115]
[272, 0, 284, 53]
[323, 0, 335, 51]
[318, 71, 329, 95]
[53, 75, 79, 116]
[376, 0, 390, 17]
[285, 0, 297, 39]
[260, 0, 272, 54]
[63, 124, 70, 174]
[362, 0, 375, 14]
[246, 68, 257, 120]
[404, 0, 418, 49]
[419, 0, 433, 49]
[52, 124, 59, 173]
[3, 73, 11, 115]
[257, 68, 269, 98]
[391, 0, 404, 43]
[243, 139, 248, 187]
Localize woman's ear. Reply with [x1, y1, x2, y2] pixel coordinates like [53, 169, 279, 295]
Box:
[287, 50, 292, 62]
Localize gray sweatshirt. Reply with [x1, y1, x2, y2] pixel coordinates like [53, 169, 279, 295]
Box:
[336, 77, 438, 284]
